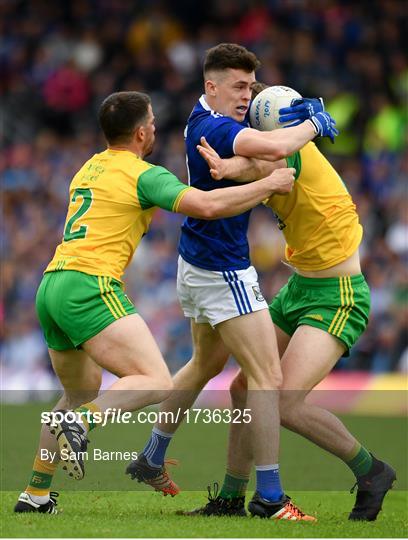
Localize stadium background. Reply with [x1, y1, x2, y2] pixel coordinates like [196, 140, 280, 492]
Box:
[1, 0, 407, 396]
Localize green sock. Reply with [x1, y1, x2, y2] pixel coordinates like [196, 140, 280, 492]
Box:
[219, 471, 249, 499]
[346, 444, 373, 478]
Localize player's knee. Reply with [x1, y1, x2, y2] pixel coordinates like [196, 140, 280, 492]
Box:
[148, 374, 174, 403]
[88, 369, 103, 392]
[229, 372, 247, 405]
[191, 353, 226, 380]
[158, 372, 174, 393]
[204, 361, 224, 380]
[164, 375, 174, 393]
[279, 391, 302, 429]
[246, 368, 283, 390]
[158, 370, 174, 391]
[266, 364, 283, 389]
[230, 372, 247, 394]
[280, 407, 298, 430]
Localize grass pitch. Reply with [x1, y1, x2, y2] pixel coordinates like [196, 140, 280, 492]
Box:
[1, 489, 407, 538]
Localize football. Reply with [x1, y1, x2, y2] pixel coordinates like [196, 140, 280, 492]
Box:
[249, 85, 302, 131]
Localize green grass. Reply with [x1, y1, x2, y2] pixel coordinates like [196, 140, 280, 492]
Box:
[1, 490, 407, 538]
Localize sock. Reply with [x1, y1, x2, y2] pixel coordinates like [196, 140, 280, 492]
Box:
[25, 455, 58, 502]
[74, 402, 102, 432]
[256, 464, 284, 502]
[219, 470, 249, 499]
[142, 427, 174, 467]
[346, 444, 373, 478]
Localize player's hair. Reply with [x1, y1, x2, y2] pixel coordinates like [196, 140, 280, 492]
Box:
[251, 81, 269, 100]
[204, 43, 261, 78]
[98, 91, 151, 145]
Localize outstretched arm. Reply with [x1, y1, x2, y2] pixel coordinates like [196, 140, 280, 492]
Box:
[137, 164, 295, 221]
[177, 167, 295, 219]
[197, 137, 285, 183]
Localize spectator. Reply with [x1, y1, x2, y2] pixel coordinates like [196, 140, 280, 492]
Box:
[1, 0, 406, 390]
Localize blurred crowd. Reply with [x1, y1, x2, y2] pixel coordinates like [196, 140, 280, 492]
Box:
[1, 0, 407, 390]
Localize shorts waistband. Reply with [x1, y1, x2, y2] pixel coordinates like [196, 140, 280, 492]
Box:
[290, 273, 365, 288]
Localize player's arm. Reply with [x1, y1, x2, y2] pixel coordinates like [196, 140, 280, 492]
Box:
[137, 166, 295, 221]
[178, 167, 295, 219]
[197, 136, 285, 182]
[234, 112, 338, 161]
[234, 121, 311, 161]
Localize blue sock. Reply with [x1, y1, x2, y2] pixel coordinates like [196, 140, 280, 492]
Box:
[142, 427, 173, 467]
[256, 465, 284, 502]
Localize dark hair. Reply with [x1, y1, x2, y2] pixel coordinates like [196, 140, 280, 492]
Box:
[251, 81, 269, 100]
[204, 43, 261, 77]
[98, 91, 151, 145]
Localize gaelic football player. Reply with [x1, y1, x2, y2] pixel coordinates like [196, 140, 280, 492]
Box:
[128, 43, 337, 521]
[14, 90, 296, 513]
[185, 99, 396, 521]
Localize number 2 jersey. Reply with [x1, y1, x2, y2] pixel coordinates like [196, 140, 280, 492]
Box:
[45, 149, 191, 282]
[179, 95, 251, 271]
[266, 142, 363, 271]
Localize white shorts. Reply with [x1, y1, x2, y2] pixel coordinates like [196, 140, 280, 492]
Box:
[176, 256, 268, 327]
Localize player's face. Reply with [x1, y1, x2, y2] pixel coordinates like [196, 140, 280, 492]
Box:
[142, 105, 156, 157]
[210, 69, 256, 122]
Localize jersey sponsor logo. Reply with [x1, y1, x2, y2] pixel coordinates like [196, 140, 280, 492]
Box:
[304, 314, 324, 321]
[252, 285, 265, 302]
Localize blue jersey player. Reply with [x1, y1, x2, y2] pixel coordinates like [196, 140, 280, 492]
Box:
[129, 43, 338, 521]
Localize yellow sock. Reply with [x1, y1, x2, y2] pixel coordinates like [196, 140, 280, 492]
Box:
[26, 455, 58, 497]
[75, 401, 102, 431]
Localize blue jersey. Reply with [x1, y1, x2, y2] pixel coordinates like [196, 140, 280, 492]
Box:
[179, 96, 251, 271]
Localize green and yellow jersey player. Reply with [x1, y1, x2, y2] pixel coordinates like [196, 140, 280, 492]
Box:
[264, 140, 368, 351]
[193, 109, 396, 521]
